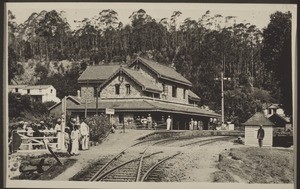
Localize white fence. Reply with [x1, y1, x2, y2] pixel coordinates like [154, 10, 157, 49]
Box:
[15, 130, 59, 152]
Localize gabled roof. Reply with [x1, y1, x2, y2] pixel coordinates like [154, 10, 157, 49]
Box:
[48, 95, 81, 111]
[243, 112, 275, 126]
[25, 85, 53, 89]
[123, 68, 162, 92]
[188, 90, 201, 100]
[8, 85, 52, 89]
[130, 57, 192, 87]
[77, 65, 120, 83]
[99, 67, 162, 93]
[268, 113, 290, 123]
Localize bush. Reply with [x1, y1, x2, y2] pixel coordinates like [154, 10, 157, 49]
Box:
[86, 114, 111, 142]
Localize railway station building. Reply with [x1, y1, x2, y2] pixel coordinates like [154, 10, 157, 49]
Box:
[49, 57, 220, 130]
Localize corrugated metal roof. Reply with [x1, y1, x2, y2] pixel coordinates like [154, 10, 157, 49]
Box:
[67, 99, 220, 118]
[8, 85, 52, 89]
[132, 57, 192, 86]
[77, 65, 120, 82]
[243, 112, 275, 126]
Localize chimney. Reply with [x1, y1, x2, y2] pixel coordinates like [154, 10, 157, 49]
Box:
[77, 90, 81, 98]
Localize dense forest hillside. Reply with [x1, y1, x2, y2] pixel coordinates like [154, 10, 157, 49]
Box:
[7, 9, 292, 124]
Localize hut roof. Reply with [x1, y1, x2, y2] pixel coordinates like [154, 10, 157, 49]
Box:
[243, 112, 275, 126]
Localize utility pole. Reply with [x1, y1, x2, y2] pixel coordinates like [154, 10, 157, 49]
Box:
[215, 71, 231, 125]
[221, 71, 224, 124]
[96, 84, 99, 116]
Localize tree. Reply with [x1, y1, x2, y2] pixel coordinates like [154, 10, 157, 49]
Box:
[261, 11, 292, 116]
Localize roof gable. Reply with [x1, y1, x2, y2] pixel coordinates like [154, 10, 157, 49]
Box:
[78, 65, 120, 83]
[130, 57, 192, 87]
[188, 90, 201, 100]
[268, 113, 290, 123]
[99, 67, 162, 93]
[243, 112, 275, 126]
[48, 95, 81, 111]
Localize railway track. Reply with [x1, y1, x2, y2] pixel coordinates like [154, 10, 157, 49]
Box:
[76, 135, 234, 182]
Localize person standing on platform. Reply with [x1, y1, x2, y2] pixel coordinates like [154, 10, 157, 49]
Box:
[70, 122, 81, 155]
[189, 118, 194, 130]
[166, 115, 172, 130]
[193, 120, 198, 130]
[147, 114, 153, 129]
[80, 118, 89, 150]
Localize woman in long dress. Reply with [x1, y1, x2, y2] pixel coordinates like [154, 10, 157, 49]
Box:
[70, 123, 80, 155]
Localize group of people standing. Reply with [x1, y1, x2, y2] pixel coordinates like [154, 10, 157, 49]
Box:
[54, 117, 90, 156]
[189, 118, 203, 130]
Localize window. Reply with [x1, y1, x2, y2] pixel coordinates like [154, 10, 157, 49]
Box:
[50, 89, 53, 93]
[94, 87, 100, 97]
[183, 89, 186, 99]
[172, 86, 177, 97]
[268, 109, 272, 114]
[115, 84, 120, 95]
[15, 88, 18, 93]
[134, 65, 140, 70]
[162, 84, 168, 95]
[27, 89, 30, 94]
[126, 84, 131, 95]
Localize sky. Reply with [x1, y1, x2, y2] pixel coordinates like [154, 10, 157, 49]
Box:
[6, 3, 295, 30]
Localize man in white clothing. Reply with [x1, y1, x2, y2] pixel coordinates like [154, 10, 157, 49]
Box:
[80, 118, 89, 150]
[166, 115, 172, 130]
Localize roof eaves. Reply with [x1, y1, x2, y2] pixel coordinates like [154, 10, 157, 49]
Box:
[160, 75, 192, 87]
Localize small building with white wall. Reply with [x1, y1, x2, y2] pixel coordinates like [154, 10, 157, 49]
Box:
[8, 85, 61, 103]
[243, 112, 275, 147]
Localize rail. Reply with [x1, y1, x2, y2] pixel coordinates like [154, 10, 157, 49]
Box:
[141, 152, 181, 182]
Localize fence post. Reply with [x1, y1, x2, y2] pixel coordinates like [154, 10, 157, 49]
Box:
[60, 96, 66, 151]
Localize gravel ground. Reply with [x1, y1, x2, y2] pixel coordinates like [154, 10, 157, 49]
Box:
[53, 129, 239, 182]
[53, 129, 154, 181]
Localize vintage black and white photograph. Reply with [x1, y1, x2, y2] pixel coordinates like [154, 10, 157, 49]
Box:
[5, 2, 296, 188]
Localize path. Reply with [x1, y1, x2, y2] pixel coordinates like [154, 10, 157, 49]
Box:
[53, 129, 154, 181]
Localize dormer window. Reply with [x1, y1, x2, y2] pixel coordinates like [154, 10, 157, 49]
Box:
[115, 84, 120, 95]
[126, 84, 131, 95]
[134, 65, 140, 70]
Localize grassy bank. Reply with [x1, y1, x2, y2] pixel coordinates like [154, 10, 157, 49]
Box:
[213, 147, 294, 183]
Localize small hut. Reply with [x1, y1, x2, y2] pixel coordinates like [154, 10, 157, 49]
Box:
[243, 112, 275, 146]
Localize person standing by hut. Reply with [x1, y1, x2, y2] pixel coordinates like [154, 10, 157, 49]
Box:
[166, 115, 172, 130]
[70, 122, 81, 156]
[257, 125, 265, 147]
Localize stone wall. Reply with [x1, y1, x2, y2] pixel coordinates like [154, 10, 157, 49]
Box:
[100, 74, 144, 98]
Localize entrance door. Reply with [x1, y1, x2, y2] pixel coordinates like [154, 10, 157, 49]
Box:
[119, 113, 124, 124]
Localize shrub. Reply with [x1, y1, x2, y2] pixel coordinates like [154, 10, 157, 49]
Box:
[86, 114, 111, 142]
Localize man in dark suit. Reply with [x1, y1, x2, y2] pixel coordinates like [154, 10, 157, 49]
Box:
[257, 125, 265, 147]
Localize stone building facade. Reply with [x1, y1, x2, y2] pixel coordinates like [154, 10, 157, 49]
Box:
[49, 57, 220, 130]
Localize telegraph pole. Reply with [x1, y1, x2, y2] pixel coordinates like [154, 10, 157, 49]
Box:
[215, 71, 231, 125]
[221, 71, 224, 124]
